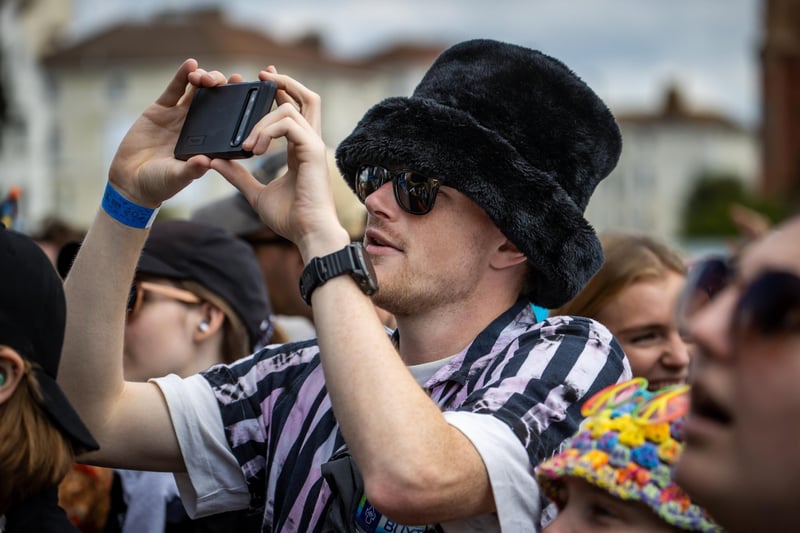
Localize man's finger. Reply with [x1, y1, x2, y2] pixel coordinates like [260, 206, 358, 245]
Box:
[155, 58, 198, 107]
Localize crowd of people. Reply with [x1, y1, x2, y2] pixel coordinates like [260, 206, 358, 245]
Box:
[1, 37, 798, 533]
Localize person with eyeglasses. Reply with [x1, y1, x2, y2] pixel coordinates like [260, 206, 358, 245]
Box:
[536, 378, 722, 532]
[119, 219, 281, 382]
[551, 232, 691, 392]
[58, 39, 632, 531]
[673, 215, 800, 532]
[57, 219, 280, 532]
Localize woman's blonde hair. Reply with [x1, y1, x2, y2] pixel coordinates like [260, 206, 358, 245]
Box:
[551, 232, 686, 319]
[0, 358, 75, 511]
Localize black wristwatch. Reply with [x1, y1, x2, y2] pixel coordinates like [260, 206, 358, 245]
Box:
[299, 242, 378, 305]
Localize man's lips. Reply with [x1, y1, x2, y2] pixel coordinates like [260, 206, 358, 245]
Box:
[365, 228, 402, 253]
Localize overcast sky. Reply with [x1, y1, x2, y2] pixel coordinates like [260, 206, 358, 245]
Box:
[71, 0, 763, 126]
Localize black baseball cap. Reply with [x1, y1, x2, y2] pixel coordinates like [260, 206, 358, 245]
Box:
[138, 220, 274, 351]
[191, 150, 287, 237]
[0, 225, 99, 452]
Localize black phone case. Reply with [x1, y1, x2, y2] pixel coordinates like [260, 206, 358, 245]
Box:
[174, 81, 278, 160]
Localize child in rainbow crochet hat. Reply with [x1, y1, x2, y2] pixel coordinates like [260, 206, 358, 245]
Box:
[536, 378, 721, 532]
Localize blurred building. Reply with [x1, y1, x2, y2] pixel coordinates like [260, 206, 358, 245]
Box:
[586, 84, 759, 244]
[761, 0, 800, 202]
[0, 0, 73, 231]
[5, 6, 443, 229]
[2, 2, 770, 239]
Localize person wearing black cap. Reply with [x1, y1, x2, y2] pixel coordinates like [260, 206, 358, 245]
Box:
[121, 219, 278, 382]
[59, 39, 631, 531]
[54, 219, 278, 532]
[67, 219, 277, 532]
[0, 226, 98, 532]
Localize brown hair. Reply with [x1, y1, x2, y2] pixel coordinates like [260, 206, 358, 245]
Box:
[550, 232, 687, 318]
[0, 359, 75, 512]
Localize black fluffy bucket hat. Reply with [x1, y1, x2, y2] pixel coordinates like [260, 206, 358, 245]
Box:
[336, 39, 622, 308]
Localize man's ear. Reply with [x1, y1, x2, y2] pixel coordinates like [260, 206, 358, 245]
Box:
[0, 347, 26, 405]
[490, 239, 528, 270]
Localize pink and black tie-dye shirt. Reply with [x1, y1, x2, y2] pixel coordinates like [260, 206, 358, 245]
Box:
[179, 300, 629, 531]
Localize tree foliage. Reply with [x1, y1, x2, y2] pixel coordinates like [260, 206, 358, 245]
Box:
[681, 172, 788, 237]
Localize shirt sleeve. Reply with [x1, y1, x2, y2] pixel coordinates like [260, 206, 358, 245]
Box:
[151, 373, 249, 518]
[450, 315, 632, 465]
[444, 411, 540, 533]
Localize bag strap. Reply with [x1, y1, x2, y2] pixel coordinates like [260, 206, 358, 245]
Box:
[319, 447, 365, 533]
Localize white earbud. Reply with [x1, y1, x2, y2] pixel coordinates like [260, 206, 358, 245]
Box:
[198, 321, 210, 333]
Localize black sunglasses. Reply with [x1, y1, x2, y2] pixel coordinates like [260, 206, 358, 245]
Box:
[677, 256, 800, 339]
[355, 166, 441, 215]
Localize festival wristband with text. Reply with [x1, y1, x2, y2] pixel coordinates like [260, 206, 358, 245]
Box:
[101, 182, 160, 229]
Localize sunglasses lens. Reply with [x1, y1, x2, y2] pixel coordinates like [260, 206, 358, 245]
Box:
[734, 270, 800, 336]
[395, 172, 439, 215]
[355, 167, 385, 201]
[356, 166, 440, 215]
[677, 258, 731, 333]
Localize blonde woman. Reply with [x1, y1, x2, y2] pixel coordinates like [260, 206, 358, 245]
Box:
[552, 233, 690, 390]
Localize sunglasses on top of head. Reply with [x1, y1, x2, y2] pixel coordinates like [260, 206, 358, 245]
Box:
[677, 256, 800, 341]
[355, 166, 441, 215]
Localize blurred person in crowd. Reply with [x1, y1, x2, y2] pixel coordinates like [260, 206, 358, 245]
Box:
[675, 216, 800, 532]
[57, 463, 113, 532]
[192, 147, 395, 339]
[552, 233, 690, 390]
[536, 378, 721, 532]
[31, 216, 86, 266]
[0, 226, 99, 532]
[59, 39, 631, 531]
[0, 186, 21, 231]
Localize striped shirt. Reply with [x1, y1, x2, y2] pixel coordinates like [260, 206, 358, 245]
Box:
[193, 300, 629, 531]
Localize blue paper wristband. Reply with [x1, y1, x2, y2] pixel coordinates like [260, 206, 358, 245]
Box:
[101, 183, 159, 229]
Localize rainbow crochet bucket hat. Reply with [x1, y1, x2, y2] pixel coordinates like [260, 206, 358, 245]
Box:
[536, 378, 721, 532]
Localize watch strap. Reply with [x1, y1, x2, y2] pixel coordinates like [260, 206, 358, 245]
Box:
[299, 243, 377, 305]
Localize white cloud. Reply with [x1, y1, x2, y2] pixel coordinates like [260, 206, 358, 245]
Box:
[71, 0, 762, 124]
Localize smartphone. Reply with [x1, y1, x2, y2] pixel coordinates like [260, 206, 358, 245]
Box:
[174, 80, 278, 160]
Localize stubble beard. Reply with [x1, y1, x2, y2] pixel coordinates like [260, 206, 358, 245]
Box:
[370, 247, 483, 318]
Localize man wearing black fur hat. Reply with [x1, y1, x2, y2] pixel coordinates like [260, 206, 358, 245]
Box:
[59, 39, 631, 531]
